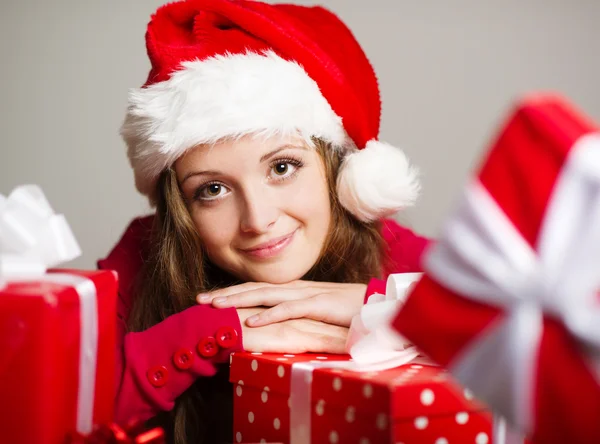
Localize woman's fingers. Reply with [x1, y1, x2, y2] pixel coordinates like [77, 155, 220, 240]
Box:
[211, 286, 315, 308]
[241, 321, 348, 354]
[245, 297, 328, 326]
[196, 281, 271, 303]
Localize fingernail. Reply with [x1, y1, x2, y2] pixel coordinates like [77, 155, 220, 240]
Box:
[198, 295, 210, 303]
[246, 315, 259, 325]
[213, 297, 227, 305]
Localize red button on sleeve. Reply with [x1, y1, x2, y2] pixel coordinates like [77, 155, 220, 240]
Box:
[173, 348, 194, 370]
[197, 336, 218, 358]
[215, 326, 239, 349]
[147, 365, 169, 388]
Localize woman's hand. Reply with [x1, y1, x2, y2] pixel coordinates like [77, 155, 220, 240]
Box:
[198, 281, 367, 327]
[236, 307, 348, 353]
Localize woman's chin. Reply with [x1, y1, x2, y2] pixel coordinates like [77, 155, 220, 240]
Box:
[244, 266, 307, 284]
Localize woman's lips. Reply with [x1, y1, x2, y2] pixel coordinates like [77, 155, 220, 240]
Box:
[239, 229, 297, 259]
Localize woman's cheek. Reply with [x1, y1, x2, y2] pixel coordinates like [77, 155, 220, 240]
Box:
[191, 205, 239, 249]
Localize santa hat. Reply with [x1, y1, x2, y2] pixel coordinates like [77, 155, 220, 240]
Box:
[121, 0, 420, 222]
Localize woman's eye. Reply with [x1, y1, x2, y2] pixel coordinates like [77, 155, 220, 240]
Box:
[273, 163, 289, 175]
[271, 161, 298, 178]
[196, 183, 229, 200]
[206, 184, 222, 196]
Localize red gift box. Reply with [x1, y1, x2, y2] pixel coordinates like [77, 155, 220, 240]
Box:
[230, 352, 493, 444]
[393, 94, 600, 443]
[0, 269, 117, 444]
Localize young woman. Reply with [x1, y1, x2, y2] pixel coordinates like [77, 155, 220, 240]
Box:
[98, 0, 430, 442]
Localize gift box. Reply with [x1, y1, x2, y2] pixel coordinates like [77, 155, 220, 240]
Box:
[0, 185, 118, 443]
[0, 269, 117, 444]
[392, 94, 600, 443]
[230, 352, 493, 444]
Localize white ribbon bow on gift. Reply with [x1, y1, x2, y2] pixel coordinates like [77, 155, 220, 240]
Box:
[346, 273, 422, 370]
[424, 133, 600, 435]
[0, 185, 100, 435]
[0, 184, 81, 288]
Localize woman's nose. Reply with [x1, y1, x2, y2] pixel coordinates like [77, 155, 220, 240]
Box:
[239, 187, 280, 234]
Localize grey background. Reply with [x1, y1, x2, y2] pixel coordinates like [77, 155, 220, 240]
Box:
[1, 0, 599, 268]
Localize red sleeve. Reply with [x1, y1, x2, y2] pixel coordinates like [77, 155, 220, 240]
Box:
[363, 219, 433, 303]
[98, 216, 244, 424]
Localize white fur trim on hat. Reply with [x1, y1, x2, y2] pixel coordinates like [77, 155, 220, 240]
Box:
[121, 50, 349, 198]
[336, 140, 421, 222]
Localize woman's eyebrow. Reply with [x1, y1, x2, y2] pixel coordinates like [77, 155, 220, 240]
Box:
[259, 144, 308, 163]
[181, 169, 221, 185]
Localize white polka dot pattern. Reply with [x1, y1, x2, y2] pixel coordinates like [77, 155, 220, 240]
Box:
[476, 432, 489, 444]
[230, 352, 493, 444]
[414, 416, 428, 430]
[316, 399, 325, 416]
[420, 389, 434, 406]
[345, 406, 355, 423]
[329, 430, 338, 443]
[376, 413, 387, 430]
[333, 377, 342, 391]
[455, 412, 469, 425]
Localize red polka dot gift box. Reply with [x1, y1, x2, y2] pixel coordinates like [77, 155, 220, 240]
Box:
[229, 352, 493, 444]
[392, 94, 600, 444]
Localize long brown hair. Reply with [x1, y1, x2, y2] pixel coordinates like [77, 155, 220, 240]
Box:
[128, 139, 385, 443]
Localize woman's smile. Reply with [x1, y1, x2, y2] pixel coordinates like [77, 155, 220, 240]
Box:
[238, 228, 298, 260]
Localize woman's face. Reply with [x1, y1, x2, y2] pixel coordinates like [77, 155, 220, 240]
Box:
[175, 134, 332, 284]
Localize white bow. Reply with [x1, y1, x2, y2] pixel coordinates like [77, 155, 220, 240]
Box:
[0, 185, 81, 288]
[346, 273, 422, 370]
[425, 133, 600, 434]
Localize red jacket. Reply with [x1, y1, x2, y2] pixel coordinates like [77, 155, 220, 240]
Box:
[97, 215, 430, 424]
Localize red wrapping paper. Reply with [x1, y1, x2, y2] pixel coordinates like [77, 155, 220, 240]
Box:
[0, 269, 117, 444]
[230, 352, 493, 443]
[393, 94, 600, 444]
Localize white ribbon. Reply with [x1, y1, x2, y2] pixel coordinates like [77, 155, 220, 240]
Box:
[289, 360, 356, 444]
[291, 275, 425, 444]
[0, 185, 95, 434]
[424, 133, 600, 434]
[346, 273, 422, 367]
[39, 273, 99, 435]
[0, 184, 81, 288]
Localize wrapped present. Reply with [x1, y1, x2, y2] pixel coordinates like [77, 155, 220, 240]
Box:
[392, 94, 600, 443]
[0, 185, 117, 444]
[230, 352, 493, 444]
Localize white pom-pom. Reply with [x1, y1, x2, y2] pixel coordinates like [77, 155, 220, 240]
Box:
[337, 140, 420, 222]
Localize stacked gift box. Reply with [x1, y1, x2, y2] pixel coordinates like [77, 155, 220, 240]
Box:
[0, 185, 164, 444]
[230, 352, 494, 444]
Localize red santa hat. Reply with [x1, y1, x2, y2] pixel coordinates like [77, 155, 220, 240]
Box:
[122, 0, 420, 222]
